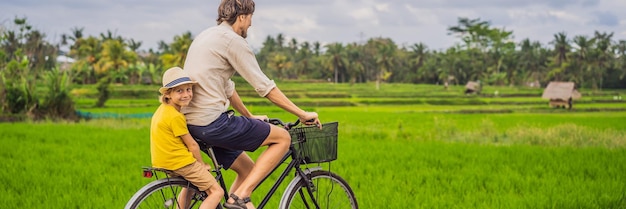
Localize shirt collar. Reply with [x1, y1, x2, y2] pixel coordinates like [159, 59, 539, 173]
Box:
[219, 22, 234, 32]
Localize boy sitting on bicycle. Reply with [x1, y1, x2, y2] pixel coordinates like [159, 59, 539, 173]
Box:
[150, 67, 224, 209]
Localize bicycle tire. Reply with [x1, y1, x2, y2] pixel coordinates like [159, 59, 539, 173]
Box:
[125, 177, 221, 209]
[280, 170, 358, 209]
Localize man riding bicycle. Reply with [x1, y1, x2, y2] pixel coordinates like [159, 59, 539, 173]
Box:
[181, 0, 320, 208]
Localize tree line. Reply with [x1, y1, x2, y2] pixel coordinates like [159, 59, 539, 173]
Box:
[1, 17, 625, 120]
[255, 18, 626, 90]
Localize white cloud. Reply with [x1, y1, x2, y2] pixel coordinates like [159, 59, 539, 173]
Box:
[547, 10, 587, 23]
[1, 0, 625, 52]
[374, 3, 390, 12]
[349, 7, 377, 23]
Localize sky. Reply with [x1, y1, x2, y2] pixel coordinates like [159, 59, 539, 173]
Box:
[1, 0, 625, 52]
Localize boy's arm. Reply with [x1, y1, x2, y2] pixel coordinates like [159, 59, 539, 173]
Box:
[180, 133, 209, 168]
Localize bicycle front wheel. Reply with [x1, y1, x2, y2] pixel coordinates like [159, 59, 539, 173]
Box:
[280, 170, 358, 209]
[124, 177, 215, 209]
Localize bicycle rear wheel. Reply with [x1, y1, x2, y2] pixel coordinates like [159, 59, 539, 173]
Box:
[280, 170, 358, 209]
[125, 178, 218, 209]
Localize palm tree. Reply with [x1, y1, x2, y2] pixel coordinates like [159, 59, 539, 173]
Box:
[276, 33, 285, 48]
[548, 32, 571, 81]
[345, 43, 366, 84]
[268, 52, 292, 80]
[63, 27, 85, 64]
[70, 36, 101, 84]
[262, 35, 277, 52]
[447, 17, 491, 50]
[160, 31, 193, 69]
[98, 39, 137, 80]
[292, 41, 312, 79]
[408, 43, 430, 83]
[441, 47, 469, 85]
[126, 38, 143, 84]
[322, 43, 347, 83]
[590, 31, 613, 90]
[486, 27, 515, 85]
[312, 41, 321, 56]
[288, 38, 298, 54]
[69, 27, 84, 41]
[257, 35, 278, 70]
[372, 38, 397, 90]
[614, 40, 626, 83]
[127, 38, 142, 52]
[94, 39, 137, 107]
[518, 39, 548, 86]
[100, 30, 123, 42]
[571, 35, 593, 86]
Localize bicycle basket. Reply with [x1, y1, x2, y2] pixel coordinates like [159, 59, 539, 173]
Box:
[288, 122, 338, 163]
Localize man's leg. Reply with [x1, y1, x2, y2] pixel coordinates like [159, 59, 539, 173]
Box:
[228, 125, 290, 209]
[229, 153, 254, 194]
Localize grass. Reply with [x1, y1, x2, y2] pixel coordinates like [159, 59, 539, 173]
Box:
[2, 82, 626, 208]
[344, 139, 626, 208]
[2, 109, 625, 208]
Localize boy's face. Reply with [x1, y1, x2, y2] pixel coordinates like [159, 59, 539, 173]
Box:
[168, 83, 194, 108]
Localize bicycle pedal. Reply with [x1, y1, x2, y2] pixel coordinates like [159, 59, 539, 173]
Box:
[198, 192, 208, 201]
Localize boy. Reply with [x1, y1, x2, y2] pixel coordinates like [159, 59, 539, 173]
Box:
[150, 67, 223, 209]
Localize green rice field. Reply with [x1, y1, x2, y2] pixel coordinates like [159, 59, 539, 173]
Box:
[1, 82, 625, 208]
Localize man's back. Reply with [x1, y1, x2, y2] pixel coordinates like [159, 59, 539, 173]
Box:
[182, 22, 276, 126]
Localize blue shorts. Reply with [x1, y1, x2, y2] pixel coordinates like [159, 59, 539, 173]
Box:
[188, 110, 270, 170]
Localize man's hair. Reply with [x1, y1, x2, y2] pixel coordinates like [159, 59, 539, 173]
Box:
[217, 0, 255, 25]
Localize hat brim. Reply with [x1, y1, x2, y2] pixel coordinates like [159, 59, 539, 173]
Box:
[159, 80, 198, 94]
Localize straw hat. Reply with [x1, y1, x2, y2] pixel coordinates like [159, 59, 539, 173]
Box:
[159, 67, 197, 94]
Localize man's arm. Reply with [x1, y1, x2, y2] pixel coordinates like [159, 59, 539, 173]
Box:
[229, 90, 252, 117]
[265, 87, 320, 125]
[229, 90, 268, 120]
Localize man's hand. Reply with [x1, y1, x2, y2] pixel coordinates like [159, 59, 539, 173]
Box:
[300, 112, 321, 128]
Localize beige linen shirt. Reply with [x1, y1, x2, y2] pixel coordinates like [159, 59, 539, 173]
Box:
[181, 22, 276, 126]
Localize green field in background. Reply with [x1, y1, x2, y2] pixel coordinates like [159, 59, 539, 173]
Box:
[2, 82, 625, 208]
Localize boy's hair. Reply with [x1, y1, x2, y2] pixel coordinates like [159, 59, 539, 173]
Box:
[159, 91, 171, 104]
[217, 0, 255, 25]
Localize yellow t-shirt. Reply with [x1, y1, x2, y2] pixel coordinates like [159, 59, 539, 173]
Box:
[150, 104, 196, 170]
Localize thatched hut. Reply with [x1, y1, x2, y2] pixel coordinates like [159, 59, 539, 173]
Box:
[541, 82, 581, 109]
[465, 81, 481, 94]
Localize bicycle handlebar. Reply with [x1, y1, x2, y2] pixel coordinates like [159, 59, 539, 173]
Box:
[265, 118, 300, 130]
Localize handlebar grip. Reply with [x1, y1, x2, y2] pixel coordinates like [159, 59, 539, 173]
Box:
[265, 118, 284, 126]
[265, 118, 316, 130]
[264, 118, 301, 130]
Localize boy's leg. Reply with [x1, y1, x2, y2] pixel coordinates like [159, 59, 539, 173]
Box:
[175, 161, 224, 209]
[177, 188, 193, 208]
[200, 184, 224, 209]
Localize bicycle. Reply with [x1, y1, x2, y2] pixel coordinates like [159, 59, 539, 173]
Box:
[124, 119, 358, 209]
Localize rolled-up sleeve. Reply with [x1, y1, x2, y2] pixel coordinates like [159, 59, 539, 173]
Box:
[227, 37, 277, 97]
[254, 79, 276, 97]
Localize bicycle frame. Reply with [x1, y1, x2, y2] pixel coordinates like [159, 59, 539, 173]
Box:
[201, 142, 322, 209]
[127, 120, 355, 209]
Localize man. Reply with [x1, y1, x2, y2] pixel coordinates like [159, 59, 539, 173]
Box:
[181, 0, 320, 208]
